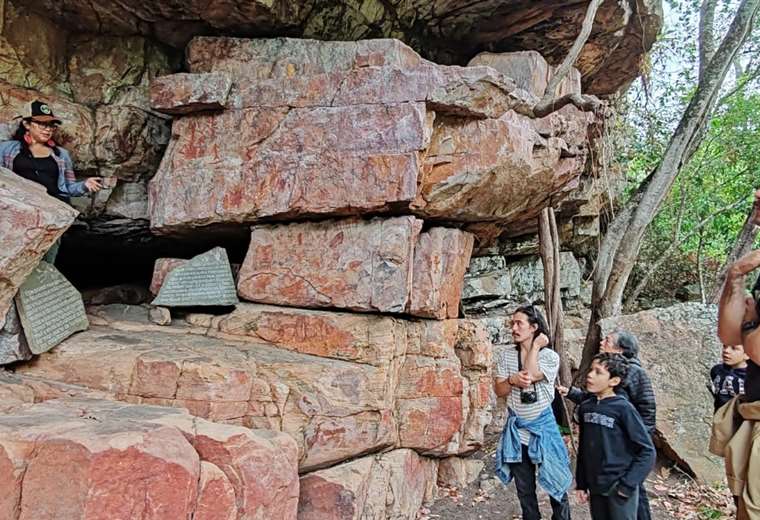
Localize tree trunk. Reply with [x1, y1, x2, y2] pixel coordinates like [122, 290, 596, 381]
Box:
[697, 232, 706, 303]
[577, 0, 760, 379]
[711, 208, 759, 302]
[539, 208, 571, 385]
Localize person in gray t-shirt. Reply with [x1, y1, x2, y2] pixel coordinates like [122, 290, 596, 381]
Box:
[494, 305, 571, 520]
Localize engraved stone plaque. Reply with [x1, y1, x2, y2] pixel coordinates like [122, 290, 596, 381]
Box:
[152, 247, 239, 307]
[0, 301, 32, 364]
[15, 261, 89, 354]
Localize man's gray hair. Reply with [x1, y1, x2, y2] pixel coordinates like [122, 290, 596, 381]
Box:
[612, 331, 639, 359]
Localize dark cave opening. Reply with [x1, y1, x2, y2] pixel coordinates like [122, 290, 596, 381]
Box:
[55, 219, 251, 300]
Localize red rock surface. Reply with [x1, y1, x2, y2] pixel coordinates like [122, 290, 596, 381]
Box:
[150, 72, 232, 115]
[149, 103, 429, 232]
[236, 217, 473, 318]
[0, 167, 79, 323]
[149, 38, 593, 236]
[15, 306, 494, 465]
[195, 461, 237, 520]
[237, 217, 422, 315]
[409, 228, 474, 319]
[298, 448, 438, 520]
[18, 1, 660, 97]
[0, 398, 299, 520]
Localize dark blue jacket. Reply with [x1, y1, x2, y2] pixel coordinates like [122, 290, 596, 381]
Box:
[567, 357, 657, 435]
[576, 395, 656, 497]
[710, 363, 746, 411]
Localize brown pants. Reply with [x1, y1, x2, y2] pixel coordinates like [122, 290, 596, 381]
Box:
[711, 398, 760, 519]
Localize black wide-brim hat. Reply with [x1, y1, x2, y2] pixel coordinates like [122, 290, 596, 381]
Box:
[21, 100, 62, 125]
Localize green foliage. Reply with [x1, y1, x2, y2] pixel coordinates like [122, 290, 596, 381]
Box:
[617, 1, 760, 305]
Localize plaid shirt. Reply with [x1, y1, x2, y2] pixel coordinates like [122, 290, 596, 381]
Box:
[0, 139, 87, 197]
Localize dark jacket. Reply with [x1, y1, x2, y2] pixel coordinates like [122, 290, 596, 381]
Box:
[710, 363, 747, 411]
[567, 357, 657, 435]
[576, 395, 656, 497]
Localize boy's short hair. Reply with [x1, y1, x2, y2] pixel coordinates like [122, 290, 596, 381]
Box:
[592, 352, 629, 381]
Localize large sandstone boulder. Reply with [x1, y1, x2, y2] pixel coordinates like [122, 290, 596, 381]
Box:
[0, 397, 299, 520]
[16, 303, 494, 470]
[148, 37, 593, 237]
[237, 217, 473, 319]
[19, 0, 662, 96]
[597, 303, 724, 483]
[0, 168, 79, 323]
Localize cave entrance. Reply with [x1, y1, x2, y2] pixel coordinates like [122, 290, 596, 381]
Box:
[55, 221, 250, 304]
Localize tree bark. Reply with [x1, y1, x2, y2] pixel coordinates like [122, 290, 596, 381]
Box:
[532, 0, 605, 118]
[699, 0, 718, 84]
[711, 208, 759, 302]
[577, 0, 760, 378]
[539, 208, 571, 385]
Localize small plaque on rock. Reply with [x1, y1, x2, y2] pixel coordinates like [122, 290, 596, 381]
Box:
[15, 261, 89, 354]
[152, 247, 239, 307]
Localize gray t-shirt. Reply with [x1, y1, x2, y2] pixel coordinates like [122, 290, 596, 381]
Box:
[495, 347, 560, 444]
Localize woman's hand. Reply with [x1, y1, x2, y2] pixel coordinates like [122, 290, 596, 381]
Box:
[575, 490, 589, 504]
[85, 177, 103, 193]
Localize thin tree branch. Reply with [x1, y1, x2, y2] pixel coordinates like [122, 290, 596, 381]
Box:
[532, 0, 605, 117]
[625, 196, 749, 307]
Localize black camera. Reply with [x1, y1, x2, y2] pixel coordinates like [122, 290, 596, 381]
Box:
[520, 390, 538, 404]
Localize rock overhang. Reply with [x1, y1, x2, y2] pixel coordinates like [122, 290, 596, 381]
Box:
[20, 0, 662, 97]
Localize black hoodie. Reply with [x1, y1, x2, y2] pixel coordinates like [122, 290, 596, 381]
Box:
[567, 357, 657, 435]
[576, 395, 656, 497]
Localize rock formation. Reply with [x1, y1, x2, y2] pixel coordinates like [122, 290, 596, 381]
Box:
[0, 0, 665, 517]
[0, 168, 78, 323]
[18, 0, 662, 96]
[148, 37, 593, 239]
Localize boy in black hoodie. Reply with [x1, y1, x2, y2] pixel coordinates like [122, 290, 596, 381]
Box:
[560, 330, 656, 520]
[576, 353, 656, 520]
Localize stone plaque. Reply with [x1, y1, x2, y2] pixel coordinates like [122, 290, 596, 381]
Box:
[0, 301, 32, 364]
[152, 247, 239, 307]
[15, 261, 89, 354]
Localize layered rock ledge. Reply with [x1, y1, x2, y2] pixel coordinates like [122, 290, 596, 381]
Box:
[148, 37, 594, 239]
[14, 303, 493, 472]
[0, 395, 299, 520]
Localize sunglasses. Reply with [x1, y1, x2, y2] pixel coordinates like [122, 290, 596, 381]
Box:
[31, 121, 58, 129]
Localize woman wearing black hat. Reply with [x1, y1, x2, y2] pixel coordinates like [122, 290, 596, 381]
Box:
[0, 100, 103, 262]
[0, 100, 103, 202]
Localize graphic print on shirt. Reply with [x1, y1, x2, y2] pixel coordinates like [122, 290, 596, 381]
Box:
[583, 411, 615, 429]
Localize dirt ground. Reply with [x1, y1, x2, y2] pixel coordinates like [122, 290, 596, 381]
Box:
[424, 433, 734, 520]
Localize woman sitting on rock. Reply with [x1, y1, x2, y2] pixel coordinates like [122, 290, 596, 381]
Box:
[0, 100, 103, 262]
[0, 100, 102, 202]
